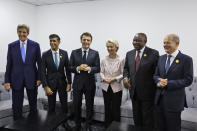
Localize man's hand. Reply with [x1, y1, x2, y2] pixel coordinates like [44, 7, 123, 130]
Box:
[84, 66, 91, 72]
[36, 80, 42, 87]
[123, 78, 131, 89]
[66, 84, 71, 92]
[4, 83, 11, 91]
[157, 78, 168, 88]
[44, 86, 53, 95]
[77, 64, 88, 71]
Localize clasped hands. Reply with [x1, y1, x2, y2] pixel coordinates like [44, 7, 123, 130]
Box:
[103, 78, 116, 84]
[157, 78, 168, 88]
[77, 64, 91, 72]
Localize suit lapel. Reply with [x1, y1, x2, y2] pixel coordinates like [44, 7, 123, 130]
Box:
[48, 50, 58, 70]
[58, 49, 64, 69]
[77, 48, 83, 64]
[86, 48, 92, 64]
[161, 54, 167, 75]
[15, 41, 24, 63]
[137, 47, 148, 72]
[25, 40, 31, 63]
[130, 50, 136, 74]
[167, 51, 181, 74]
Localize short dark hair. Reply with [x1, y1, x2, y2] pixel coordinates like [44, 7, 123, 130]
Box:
[137, 33, 147, 43]
[80, 32, 92, 41]
[49, 34, 60, 41]
[17, 24, 30, 34]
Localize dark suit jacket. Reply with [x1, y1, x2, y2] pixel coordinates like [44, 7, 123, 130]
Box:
[69, 48, 100, 90]
[4, 39, 41, 90]
[123, 46, 159, 100]
[41, 49, 72, 90]
[154, 51, 193, 112]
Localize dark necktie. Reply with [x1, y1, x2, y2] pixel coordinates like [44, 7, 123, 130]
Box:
[135, 50, 141, 71]
[165, 55, 172, 73]
[82, 51, 87, 64]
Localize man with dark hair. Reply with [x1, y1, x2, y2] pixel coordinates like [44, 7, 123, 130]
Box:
[123, 33, 159, 131]
[4, 24, 42, 120]
[41, 34, 72, 130]
[154, 34, 193, 131]
[70, 32, 100, 131]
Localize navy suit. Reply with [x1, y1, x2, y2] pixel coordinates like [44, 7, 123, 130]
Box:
[154, 51, 193, 131]
[69, 48, 100, 127]
[41, 49, 71, 113]
[5, 39, 41, 120]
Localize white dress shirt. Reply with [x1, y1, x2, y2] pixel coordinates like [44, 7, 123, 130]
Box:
[51, 49, 60, 65]
[135, 46, 146, 59]
[82, 48, 89, 59]
[76, 48, 91, 73]
[166, 49, 179, 67]
[20, 40, 27, 55]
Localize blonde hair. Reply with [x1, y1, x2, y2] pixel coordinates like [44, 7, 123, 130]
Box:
[106, 39, 119, 51]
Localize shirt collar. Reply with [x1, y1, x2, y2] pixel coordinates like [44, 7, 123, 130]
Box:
[136, 46, 146, 53]
[167, 49, 179, 58]
[20, 39, 27, 45]
[82, 48, 89, 53]
[51, 48, 59, 54]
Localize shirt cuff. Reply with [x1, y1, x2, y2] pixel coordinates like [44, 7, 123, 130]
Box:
[76, 67, 80, 73]
[88, 67, 91, 73]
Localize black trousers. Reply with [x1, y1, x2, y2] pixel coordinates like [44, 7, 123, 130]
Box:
[12, 87, 37, 120]
[132, 93, 154, 131]
[73, 80, 96, 127]
[102, 85, 122, 128]
[47, 83, 68, 114]
[155, 96, 181, 131]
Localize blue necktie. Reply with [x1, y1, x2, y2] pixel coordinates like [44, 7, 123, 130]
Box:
[21, 42, 25, 62]
[165, 55, 172, 73]
[54, 52, 59, 69]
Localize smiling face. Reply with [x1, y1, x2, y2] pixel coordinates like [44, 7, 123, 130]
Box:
[17, 28, 29, 42]
[106, 42, 117, 55]
[163, 35, 179, 54]
[81, 35, 92, 50]
[132, 34, 146, 51]
[50, 37, 60, 51]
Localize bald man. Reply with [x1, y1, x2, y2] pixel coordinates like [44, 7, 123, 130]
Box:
[154, 34, 193, 131]
[123, 33, 159, 131]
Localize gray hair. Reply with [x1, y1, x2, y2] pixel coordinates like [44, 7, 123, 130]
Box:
[17, 24, 30, 34]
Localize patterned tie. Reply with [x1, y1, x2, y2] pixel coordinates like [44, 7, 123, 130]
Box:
[82, 51, 87, 64]
[54, 52, 59, 69]
[135, 50, 141, 71]
[165, 55, 172, 73]
[21, 42, 25, 62]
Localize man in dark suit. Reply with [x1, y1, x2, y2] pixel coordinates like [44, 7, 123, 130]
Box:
[69, 32, 100, 131]
[41, 34, 72, 130]
[123, 33, 159, 131]
[154, 34, 193, 131]
[4, 24, 42, 120]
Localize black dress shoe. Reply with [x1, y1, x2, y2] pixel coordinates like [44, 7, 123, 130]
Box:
[62, 122, 72, 131]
